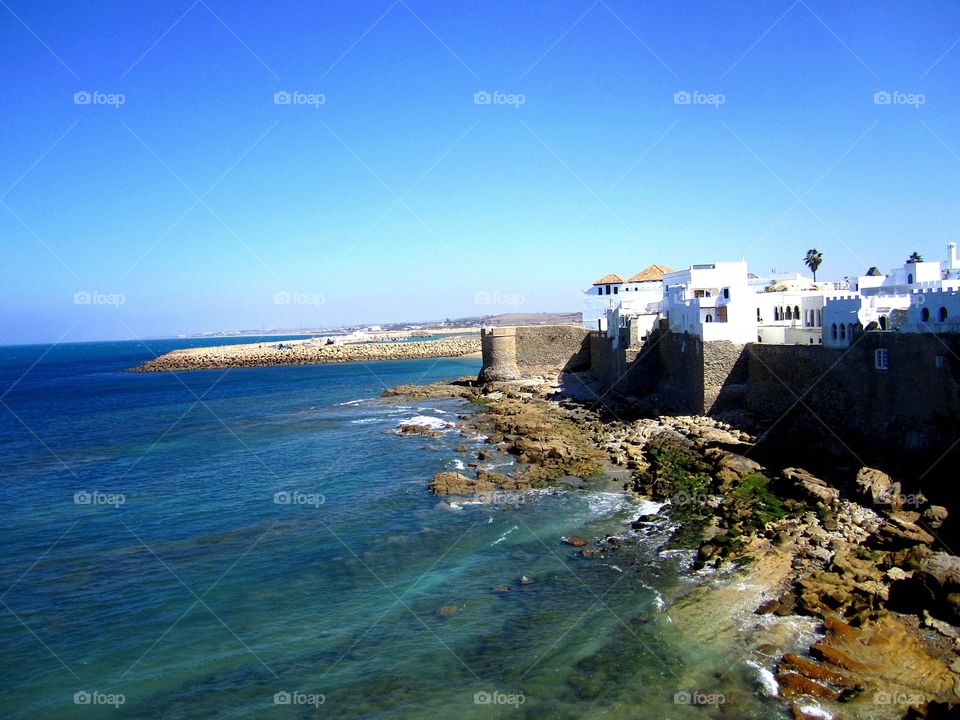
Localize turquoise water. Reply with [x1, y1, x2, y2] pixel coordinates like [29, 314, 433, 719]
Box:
[0, 341, 786, 719]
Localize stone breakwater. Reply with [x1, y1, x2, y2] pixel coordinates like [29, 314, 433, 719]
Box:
[130, 337, 481, 372]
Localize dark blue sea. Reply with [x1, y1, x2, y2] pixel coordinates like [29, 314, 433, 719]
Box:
[0, 339, 793, 718]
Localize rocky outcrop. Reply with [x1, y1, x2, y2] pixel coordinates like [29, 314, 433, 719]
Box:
[428, 472, 494, 496]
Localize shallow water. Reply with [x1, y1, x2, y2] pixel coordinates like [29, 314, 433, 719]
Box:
[0, 341, 790, 718]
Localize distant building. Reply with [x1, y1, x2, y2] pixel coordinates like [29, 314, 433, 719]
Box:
[584, 265, 671, 331]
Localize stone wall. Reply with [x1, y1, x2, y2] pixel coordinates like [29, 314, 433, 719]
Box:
[745, 333, 960, 476]
[480, 325, 590, 381]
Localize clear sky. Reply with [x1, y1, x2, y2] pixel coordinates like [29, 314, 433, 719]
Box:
[1, 0, 958, 344]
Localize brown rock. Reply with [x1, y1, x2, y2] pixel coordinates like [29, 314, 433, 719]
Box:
[782, 468, 839, 504]
[873, 513, 936, 549]
[776, 671, 838, 700]
[563, 536, 589, 547]
[856, 466, 902, 509]
[428, 472, 494, 496]
[923, 505, 949, 530]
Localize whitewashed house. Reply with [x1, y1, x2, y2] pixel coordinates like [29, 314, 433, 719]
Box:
[662, 261, 756, 343]
[584, 265, 671, 332]
[582, 273, 624, 331]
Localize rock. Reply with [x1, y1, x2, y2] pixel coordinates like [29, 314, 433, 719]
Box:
[873, 512, 936, 549]
[782, 468, 839, 504]
[478, 449, 493, 461]
[776, 671, 838, 700]
[755, 598, 781, 615]
[924, 611, 958, 638]
[491, 584, 510, 594]
[435, 604, 459, 617]
[779, 652, 857, 687]
[563, 536, 589, 547]
[428, 471, 494, 496]
[924, 505, 949, 530]
[856, 466, 901, 509]
[455, 444, 468, 453]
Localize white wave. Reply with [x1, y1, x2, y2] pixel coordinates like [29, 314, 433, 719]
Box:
[397, 415, 454, 431]
[583, 491, 634, 517]
[336, 398, 367, 406]
[746, 660, 779, 697]
[451, 459, 466, 470]
[350, 418, 383, 425]
[608, 564, 623, 573]
[418, 407, 450, 414]
[795, 702, 832, 719]
[492, 525, 519, 546]
[631, 499, 667, 519]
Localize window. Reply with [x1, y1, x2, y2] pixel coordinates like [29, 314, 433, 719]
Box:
[875, 348, 889, 370]
[908, 273, 914, 284]
[879, 315, 888, 331]
[848, 323, 854, 339]
[921, 307, 930, 322]
[605, 285, 611, 295]
[831, 323, 838, 339]
[785, 307, 792, 320]
[840, 324, 846, 340]
[613, 286, 618, 294]
[816, 310, 822, 327]
[794, 306, 800, 320]
[705, 314, 713, 323]
[723, 288, 730, 299]
[940, 307, 949, 322]
[757, 308, 762, 322]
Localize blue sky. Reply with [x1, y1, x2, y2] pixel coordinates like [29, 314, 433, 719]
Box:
[1, 0, 958, 344]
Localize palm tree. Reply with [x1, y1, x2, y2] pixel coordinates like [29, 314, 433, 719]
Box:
[907, 251, 923, 263]
[804, 249, 823, 282]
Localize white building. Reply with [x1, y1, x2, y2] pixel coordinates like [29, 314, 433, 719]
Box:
[662, 261, 756, 343]
[583, 265, 671, 331]
[823, 244, 960, 347]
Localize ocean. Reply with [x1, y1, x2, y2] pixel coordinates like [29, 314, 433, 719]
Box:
[0, 340, 793, 719]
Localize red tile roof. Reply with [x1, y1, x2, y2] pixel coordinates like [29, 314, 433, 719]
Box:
[592, 274, 624, 285]
[627, 264, 673, 283]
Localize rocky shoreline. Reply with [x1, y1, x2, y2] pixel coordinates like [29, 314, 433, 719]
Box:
[385, 374, 960, 720]
[129, 336, 481, 372]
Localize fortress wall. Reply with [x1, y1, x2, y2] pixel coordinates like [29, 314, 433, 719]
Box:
[480, 325, 589, 381]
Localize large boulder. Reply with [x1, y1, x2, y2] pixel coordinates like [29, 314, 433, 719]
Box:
[872, 512, 935, 549]
[782, 468, 839, 504]
[855, 467, 901, 509]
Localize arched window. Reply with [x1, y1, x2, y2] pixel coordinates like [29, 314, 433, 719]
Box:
[908, 273, 914, 284]
[879, 315, 888, 331]
[940, 307, 949, 322]
[848, 323, 854, 339]
[794, 305, 800, 320]
[756, 308, 762, 322]
[705, 314, 713, 323]
[785, 307, 792, 320]
[840, 323, 846, 339]
[921, 307, 930, 322]
[816, 309, 822, 327]
[831, 323, 838, 339]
